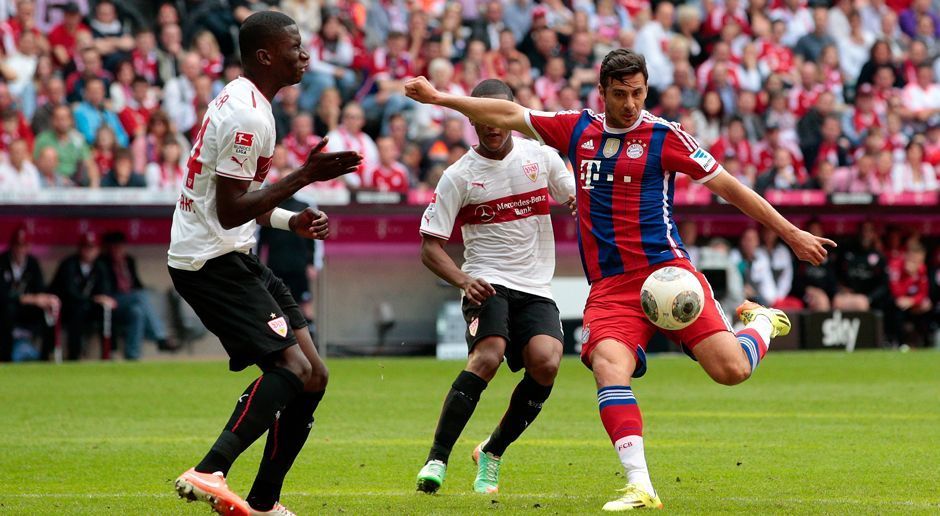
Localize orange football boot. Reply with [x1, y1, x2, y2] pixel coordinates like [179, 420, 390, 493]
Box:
[175, 467, 250, 516]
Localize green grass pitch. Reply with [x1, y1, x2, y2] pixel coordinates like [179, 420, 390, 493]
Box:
[1, 351, 939, 515]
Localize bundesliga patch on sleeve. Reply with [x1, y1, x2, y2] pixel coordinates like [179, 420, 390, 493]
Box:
[689, 148, 716, 172]
[234, 132, 255, 155]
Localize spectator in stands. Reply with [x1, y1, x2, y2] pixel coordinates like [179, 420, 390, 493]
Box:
[87, 0, 133, 69]
[283, 112, 321, 169]
[325, 102, 374, 189]
[33, 104, 98, 186]
[0, 139, 40, 191]
[117, 75, 154, 139]
[30, 76, 67, 135]
[834, 220, 892, 333]
[730, 227, 778, 307]
[360, 31, 417, 136]
[313, 86, 341, 138]
[90, 124, 116, 176]
[300, 11, 357, 110]
[534, 56, 567, 109]
[73, 77, 128, 149]
[760, 226, 798, 308]
[99, 231, 177, 359]
[130, 28, 159, 85]
[756, 147, 805, 195]
[634, 1, 673, 92]
[831, 153, 879, 193]
[892, 138, 939, 192]
[50, 231, 115, 361]
[363, 136, 410, 193]
[0, 227, 59, 362]
[6, 31, 40, 113]
[156, 23, 184, 86]
[899, 64, 940, 131]
[856, 39, 903, 87]
[144, 137, 183, 190]
[887, 242, 934, 345]
[843, 84, 882, 147]
[35, 146, 67, 187]
[710, 117, 758, 172]
[899, 0, 940, 38]
[838, 10, 876, 89]
[795, 7, 837, 62]
[192, 29, 223, 80]
[791, 218, 838, 311]
[101, 148, 144, 187]
[809, 115, 853, 175]
[272, 84, 301, 142]
[131, 109, 188, 175]
[0, 108, 33, 154]
[689, 90, 723, 150]
[66, 46, 112, 104]
[162, 52, 200, 137]
[47, 2, 89, 68]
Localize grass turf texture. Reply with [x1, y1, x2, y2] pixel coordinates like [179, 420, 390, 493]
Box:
[1, 351, 938, 515]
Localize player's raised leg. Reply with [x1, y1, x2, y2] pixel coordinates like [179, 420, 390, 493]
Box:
[416, 336, 505, 493]
[472, 334, 561, 493]
[246, 324, 327, 514]
[692, 301, 791, 385]
[591, 340, 662, 511]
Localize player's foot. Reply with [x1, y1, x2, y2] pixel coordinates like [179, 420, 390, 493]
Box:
[416, 460, 446, 494]
[736, 300, 791, 338]
[249, 501, 295, 515]
[174, 467, 249, 515]
[601, 483, 663, 511]
[471, 440, 501, 494]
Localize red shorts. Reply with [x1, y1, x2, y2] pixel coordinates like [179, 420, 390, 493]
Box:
[580, 259, 733, 377]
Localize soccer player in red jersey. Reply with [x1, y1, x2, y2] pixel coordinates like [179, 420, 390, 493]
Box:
[406, 49, 835, 511]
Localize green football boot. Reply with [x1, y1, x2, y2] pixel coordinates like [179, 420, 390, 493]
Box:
[416, 460, 446, 494]
[471, 440, 501, 494]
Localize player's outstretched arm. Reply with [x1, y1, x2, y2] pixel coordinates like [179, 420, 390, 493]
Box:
[421, 235, 495, 305]
[404, 76, 536, 139]
[216, 138, 361, 230]
[705, 171, 836, 265]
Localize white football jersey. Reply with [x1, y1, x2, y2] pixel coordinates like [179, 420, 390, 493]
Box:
[420, 137, 575, 299]
[168, 77, 276, 271]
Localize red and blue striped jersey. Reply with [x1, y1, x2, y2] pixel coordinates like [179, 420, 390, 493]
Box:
[524, 109, 723, 283]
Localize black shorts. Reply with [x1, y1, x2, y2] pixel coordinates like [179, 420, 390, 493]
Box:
[168, 252, 307, 371]
[462, 284, 563, 372]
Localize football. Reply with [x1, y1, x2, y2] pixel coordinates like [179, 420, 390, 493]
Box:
[640, 266, 705, 330]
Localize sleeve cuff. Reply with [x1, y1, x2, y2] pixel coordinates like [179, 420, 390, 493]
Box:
[420, 229, 451, 240]
[693, 165, 725, 184]
[523, 109, 546, 145]
[216, 170, 254, 181]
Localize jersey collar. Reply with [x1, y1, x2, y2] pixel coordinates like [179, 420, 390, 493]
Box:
[603, 111, 645, 134]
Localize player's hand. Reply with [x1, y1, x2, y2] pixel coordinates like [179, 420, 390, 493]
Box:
[404, 76, 442, 105]
[564, 194, 577, 216]
[93, 295, 118, 310]
[786, 230, 836, 266]
[290, 207, 330, 240]
[301, 137, 362, 183]
[461, 277, 496, 305]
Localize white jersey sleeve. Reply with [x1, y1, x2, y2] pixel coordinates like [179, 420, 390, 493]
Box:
[214, 109, 271, 181]
[419, 173, 465, 240]
[543, 146, 575, 203]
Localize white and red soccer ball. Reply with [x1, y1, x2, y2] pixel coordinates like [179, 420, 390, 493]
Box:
[640, 266, 704, 330]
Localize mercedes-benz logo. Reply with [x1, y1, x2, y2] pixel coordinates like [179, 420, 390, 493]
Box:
[475, 204, 495, 222]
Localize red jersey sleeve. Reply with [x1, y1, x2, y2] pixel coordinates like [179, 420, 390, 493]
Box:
[660, 123, 723, 183]
[523, 109, 584, 155]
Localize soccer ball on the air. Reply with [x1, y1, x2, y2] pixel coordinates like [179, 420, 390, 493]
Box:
[640, 266, 704, 330]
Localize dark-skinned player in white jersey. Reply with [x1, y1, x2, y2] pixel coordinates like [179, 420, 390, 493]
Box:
[168, 11, 361, 516]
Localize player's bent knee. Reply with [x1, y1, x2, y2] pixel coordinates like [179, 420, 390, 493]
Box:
[467, 350, 503, 381]
[707, 362, 750, 386]
[306, 360, 328, 392]
[527, 356, 560, 384]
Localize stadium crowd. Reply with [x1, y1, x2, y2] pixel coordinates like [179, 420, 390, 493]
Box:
[0, 0, 938, 194]
[0, 0, 939, 359]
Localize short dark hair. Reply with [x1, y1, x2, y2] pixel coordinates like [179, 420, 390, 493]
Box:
[600, 49, 648, 87]
[239, 10, 296, 62]
[471, 78, 514, 101]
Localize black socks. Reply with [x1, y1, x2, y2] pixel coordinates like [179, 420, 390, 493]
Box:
[195, 368, 304, 476]
[483, 373, 553, 457]
[427, 370, 488, 463]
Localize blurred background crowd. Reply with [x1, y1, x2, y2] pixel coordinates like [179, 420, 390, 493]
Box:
[0, 0, 939, 194]
[1, 0, 939, 361]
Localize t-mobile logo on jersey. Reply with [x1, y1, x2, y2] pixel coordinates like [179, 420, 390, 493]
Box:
[580, 160, 631, 190]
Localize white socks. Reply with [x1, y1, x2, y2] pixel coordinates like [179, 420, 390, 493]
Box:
[614, 435, 655, 496]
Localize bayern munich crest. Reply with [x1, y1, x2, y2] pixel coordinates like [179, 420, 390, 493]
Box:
[626, 143, 644, 159]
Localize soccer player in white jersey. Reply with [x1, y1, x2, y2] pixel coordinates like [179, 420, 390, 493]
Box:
[167, 12, 361, 516]
[415, 79, 576, 495]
